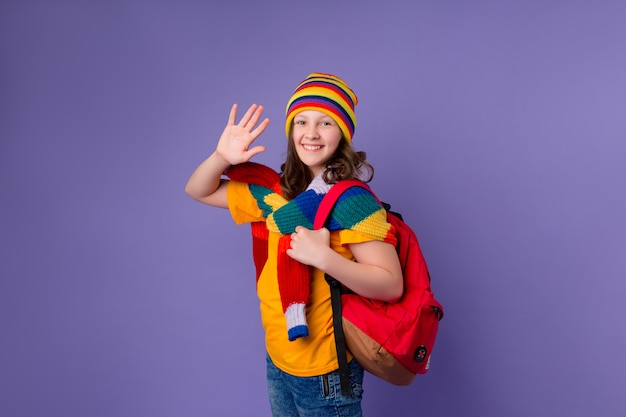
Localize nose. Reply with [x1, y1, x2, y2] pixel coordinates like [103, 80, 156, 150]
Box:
[304, 123, 319, 139]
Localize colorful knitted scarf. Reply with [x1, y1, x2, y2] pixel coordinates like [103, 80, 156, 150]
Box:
[225, 162, 395, 341]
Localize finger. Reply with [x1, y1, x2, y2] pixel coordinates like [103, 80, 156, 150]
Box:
[227, 103, 238, 125]
[243, 145, 266, 160]
[246, 105, 264, 129]
[250, 118, 270, 138]
[238, 104, 258, 127]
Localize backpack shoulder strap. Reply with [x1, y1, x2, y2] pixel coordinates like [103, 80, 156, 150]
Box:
[315, 179, 382, 396]
[314, 180, 380, 230]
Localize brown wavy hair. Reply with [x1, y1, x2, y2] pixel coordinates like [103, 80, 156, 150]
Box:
[280, 138, 374, 200]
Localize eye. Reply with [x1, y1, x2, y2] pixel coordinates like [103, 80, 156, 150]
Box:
[321, 120, 334, 126]
[294, 120, 305, 125]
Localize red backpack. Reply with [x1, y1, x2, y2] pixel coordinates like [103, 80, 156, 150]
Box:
[314, 180, 444, 394]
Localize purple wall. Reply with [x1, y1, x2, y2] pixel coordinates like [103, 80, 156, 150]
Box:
[1, 1, 625, 416]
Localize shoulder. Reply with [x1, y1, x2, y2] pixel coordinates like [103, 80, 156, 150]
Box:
[332, 185, 382, 223]
[326, 183, 397, 244]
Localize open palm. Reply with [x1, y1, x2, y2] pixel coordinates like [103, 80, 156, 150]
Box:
[216, 103, 270, 165]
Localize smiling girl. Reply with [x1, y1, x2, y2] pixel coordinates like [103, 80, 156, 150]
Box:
[185, 73, 402, 417]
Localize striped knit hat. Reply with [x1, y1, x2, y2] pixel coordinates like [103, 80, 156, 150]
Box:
[285, 73, 358, 143]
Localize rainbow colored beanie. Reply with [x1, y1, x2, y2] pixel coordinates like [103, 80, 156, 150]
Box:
[285, 72, 358, 143]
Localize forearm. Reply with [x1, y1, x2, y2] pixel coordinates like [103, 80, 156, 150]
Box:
[317, 244, 403, 302]
[185, 152, 231, 207]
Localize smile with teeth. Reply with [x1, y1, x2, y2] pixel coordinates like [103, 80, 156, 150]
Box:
[302, 144, 323, 151]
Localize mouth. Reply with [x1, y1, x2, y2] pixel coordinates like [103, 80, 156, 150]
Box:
[302, 144, 323, 151]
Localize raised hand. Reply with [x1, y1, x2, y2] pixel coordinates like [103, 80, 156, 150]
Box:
[215, 103, 270, 165]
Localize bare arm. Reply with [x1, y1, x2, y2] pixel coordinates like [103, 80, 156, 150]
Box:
[287, 226, 403, 302]
[184, 152, 232, 208]
[185, 104, 269, 208]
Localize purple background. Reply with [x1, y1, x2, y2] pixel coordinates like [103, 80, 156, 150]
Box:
[1, 1, 625, 416]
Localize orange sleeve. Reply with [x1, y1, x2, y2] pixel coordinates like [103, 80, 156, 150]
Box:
[226, 181, 264, 225]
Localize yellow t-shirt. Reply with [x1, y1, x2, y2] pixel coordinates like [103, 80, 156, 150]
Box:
[226, 180, 387, 377]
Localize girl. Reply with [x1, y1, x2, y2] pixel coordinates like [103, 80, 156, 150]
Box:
[185, 73, 403, 417]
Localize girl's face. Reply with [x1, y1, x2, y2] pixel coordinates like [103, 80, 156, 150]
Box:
[291, 110, 343, 176]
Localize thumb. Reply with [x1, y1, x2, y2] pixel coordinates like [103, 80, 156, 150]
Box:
[243, 145, 266, 160]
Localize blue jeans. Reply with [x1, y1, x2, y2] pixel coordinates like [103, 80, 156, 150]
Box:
[266, 353, 364, 417]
